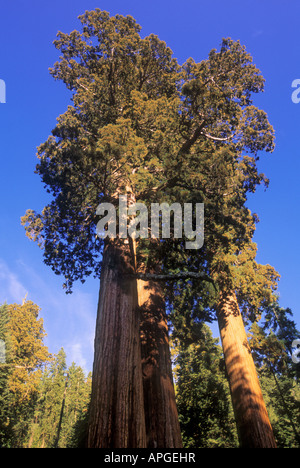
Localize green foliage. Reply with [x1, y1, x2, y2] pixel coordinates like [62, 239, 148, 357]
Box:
[27, 349, 91, 448]
[172, 304, 300, 448]
[260, 373, 300, 448]
[21, 9, 180, 292]
[0, 304, 13, 446]
[249, 305, 300, 447]
[0, 301, 51, 447]
[0, 304, 91, 448]
[173, 323, 238, 448]
[21, 9, 278, 311]
[1, 298, 299, 448]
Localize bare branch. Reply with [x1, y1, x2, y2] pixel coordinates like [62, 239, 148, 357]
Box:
[133, 271, 217, 289]
[200, 131, 230, 141]
[76, 79, 96, 95]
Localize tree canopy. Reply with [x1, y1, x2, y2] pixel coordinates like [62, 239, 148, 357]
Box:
[22, 10, 278, 315]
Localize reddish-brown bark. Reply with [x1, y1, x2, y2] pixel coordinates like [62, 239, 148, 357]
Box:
[217, 291, 277, 448]
[138, 279, 183, 448]
[87, 239, 146, 448]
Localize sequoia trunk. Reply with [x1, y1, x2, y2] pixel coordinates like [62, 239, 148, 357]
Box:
[217, 291, 276, 448]
[138, 279, 183, 448]
[87, 239, 146, 448]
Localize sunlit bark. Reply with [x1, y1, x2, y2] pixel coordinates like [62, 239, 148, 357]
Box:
[217, 291, 276, 448]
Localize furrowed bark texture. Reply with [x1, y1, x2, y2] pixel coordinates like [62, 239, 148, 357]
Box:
[217, 291, 277, 448]
[87, 239, 146, 448]
[138, 279, 183, 448]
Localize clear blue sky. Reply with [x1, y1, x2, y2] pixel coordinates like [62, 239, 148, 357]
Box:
[0, 0, 299, 373]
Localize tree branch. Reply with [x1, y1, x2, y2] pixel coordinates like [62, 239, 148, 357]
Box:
[76, 79, 96, 96]
[178, 120, 206, 155]
[136, 122, 206, 199]
[14, 365, 34, 369]
[136, 121, 230, 199]
[200, 131, 230, 142]
[133, 271, 217, 289]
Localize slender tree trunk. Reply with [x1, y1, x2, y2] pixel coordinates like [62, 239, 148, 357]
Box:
[138, 279, 183, 448]
[217, 291, 277, 448]
[87, 239, 146, 448]
[54, 372, 69, 448]
[27, 421, 35, 448]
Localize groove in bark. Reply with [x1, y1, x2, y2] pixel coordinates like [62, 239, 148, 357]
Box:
[138, 279, 183, 448]
[87, 239, 146, 448]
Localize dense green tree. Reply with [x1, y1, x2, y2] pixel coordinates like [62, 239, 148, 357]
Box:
[0, 304, 13, 446]
[28, 348, 67, 447]
[174, 323, 238, 448]
[249, 305, 300, 447]
[0, 301, 50, 447]
[59, 362, 91, 447]
[26, 348, 91, 448]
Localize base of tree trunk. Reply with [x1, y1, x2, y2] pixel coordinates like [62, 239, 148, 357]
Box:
[138, 279, 183, 448]
[87, 239, 146, 448]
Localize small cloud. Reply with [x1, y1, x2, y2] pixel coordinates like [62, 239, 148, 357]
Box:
[252, 30, 264, 38]
[0, 259, 28, 304]
[68, 342, 87, 370]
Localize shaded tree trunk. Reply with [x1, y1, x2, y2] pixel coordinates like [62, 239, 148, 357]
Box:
[138, 279, 183, 448]
[87, 239, 146, 448]
[217, 291, 277, 448]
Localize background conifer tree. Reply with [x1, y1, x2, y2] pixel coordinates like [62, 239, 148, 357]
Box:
[0, 301, 50, 447]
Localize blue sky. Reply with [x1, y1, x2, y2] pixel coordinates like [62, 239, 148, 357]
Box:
[0, 0, 299, 373]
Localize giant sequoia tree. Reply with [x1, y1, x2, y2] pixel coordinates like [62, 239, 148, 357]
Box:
[22, 9, 279, 447]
